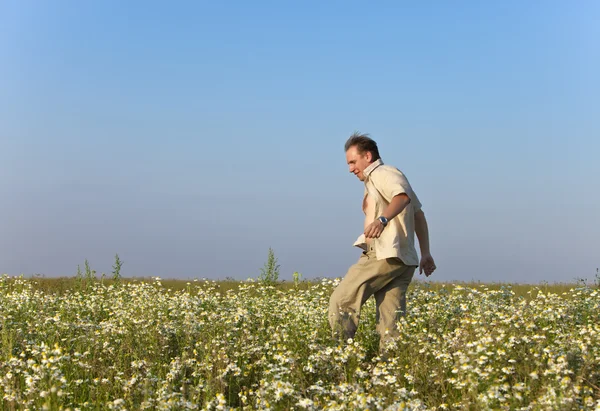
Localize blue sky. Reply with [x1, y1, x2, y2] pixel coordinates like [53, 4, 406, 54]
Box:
[1, 1, 599, 283]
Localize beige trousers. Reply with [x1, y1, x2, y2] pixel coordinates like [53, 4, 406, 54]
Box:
[328, 244, 415, 347]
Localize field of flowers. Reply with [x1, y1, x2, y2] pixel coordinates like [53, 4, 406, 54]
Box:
[1, 275, 600, 410]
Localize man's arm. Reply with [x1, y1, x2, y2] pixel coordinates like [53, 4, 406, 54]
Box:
[381, 193, 410, 221]
[414, 209, 436, 276]
[364, 193, 410, 239]
[414, 209, 430, 255]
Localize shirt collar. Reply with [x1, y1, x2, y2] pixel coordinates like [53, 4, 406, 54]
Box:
[363, 159, 383, 179]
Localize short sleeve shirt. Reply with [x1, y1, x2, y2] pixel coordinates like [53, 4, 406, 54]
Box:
[353, 159, 422, 266]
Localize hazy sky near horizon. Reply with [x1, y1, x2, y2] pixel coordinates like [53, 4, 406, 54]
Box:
[1, 1, 599, 283]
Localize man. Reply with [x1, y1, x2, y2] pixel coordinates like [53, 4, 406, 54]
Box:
[328, 132, 436, 350]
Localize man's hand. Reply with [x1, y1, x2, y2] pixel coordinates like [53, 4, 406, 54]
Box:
[419, 253, 436, 276]
[364, 220, 385, 239]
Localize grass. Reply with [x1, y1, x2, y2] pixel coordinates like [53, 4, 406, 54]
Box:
[1, 274, 599, 409]
[3, 274, 586, 296]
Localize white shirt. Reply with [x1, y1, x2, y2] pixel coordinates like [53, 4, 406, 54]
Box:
[353, 159, 422, 266]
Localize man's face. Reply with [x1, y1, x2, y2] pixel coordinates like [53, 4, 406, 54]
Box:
[346, 145, 373, 181]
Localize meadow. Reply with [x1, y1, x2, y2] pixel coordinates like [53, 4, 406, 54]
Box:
[1, 274, 599, 410]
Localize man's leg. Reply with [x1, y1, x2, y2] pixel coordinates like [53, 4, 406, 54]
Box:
[328, 250, 407, 341]
[374, 263, 415, 350]
[328, 253, 371, 341]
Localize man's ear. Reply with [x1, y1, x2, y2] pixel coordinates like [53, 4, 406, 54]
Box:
[365, 151, 372, 162]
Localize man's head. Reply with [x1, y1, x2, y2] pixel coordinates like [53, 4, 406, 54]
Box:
[345, 132, 381, 181]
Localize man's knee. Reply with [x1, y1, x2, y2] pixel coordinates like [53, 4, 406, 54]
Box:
[328, 287, 342, 315]
[328, 280, 354, 310]
[329, 293, 355, 324]
[328, 287, 346, 326]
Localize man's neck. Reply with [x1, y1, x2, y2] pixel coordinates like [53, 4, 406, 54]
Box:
[363, 159, 383, 179]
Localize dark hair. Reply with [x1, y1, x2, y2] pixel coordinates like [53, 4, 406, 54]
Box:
[344, 132, 381, 161]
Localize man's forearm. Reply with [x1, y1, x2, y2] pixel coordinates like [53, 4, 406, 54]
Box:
[381, 194, 411, 221]
[415, 211, 431, 255]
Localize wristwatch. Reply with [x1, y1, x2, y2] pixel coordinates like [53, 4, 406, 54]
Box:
[377, 216, 388, 227]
